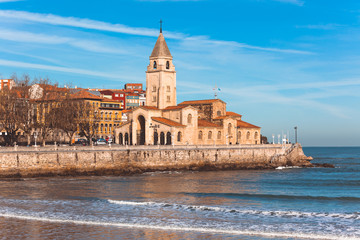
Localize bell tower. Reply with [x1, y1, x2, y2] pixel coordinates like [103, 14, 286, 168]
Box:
[146, 22, 177, 109]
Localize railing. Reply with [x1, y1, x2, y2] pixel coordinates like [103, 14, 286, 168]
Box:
[0, 143, 293, 153]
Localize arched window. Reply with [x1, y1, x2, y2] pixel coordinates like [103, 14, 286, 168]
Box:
[208, 131, 212, 139]
[187, 114, 192, 124]
[217, 131, 221, 139]
[198, 131, 203, 140]
[109, 124, 112, 133]
[254, 131, 259, 139]
[101, 112, 104, 119]
[153, 61, 157, 69]
[217, 110, 221, 116]
[238, 131, 241, 140]
[177, 131, 182, 142]
[247, 131, 250, 140]
[166, 61, 170, 69]
[109, 112, 112, 119]
[115, 112, 118, 120]
[105, 124, 108, 133]
[228, 123, 232, 135]
[100, 124, 104, 133]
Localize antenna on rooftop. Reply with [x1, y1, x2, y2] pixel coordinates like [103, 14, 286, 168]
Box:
[160, 19, 163, 33]
[213, 84, 221, 99]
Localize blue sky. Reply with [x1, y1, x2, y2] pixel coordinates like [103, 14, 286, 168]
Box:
[0, 0, 359, 146]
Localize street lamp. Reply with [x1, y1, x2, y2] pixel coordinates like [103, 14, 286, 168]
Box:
[294, 126, 298, 143]
[149, 123, 160, 145]
[34, 131, 38, 147]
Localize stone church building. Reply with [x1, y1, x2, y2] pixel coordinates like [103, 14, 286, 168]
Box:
[115, 30, 261, 146]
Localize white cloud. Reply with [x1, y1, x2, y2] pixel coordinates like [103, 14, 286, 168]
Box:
[0, 59, 121, 79]
[0, 10, 309, 55]
[0, 28, 129, 55]
[296, 23, 343, 30]
[273, 0, 304, 6]
[0, 0, 21, 2]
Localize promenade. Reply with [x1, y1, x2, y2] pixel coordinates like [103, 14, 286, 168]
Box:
[0, 143, 293, 153]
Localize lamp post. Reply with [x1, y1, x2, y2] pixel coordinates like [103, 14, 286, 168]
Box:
[34, 131, 38, 147]
[294, 126, 298, 143]
[149, 123, 160, 145]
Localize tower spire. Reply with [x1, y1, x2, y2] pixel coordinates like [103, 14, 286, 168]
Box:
[160, 19, 163, 33]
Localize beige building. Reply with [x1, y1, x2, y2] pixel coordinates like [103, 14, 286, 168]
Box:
[115, 30, 261, 146]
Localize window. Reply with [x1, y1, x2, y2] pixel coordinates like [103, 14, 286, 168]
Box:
[152, 86, 156, 92]
[217, 110, 221, 116]
[167, 96, 170, 102]
[217, 131, 221, 139]
[228, 123, 232, 135]
[177, 131, 182, 142]
[208, 131, 212, 140]
[187, 114, 192, 124]
[198, 131, 203, 140]
[166, 61, 170, 69]
[115, 94, 119, 97]
[238, 131, 241, 140]
[120, 94, 124, 97]
[153, 61, 157, 69]
[247, 131, 250, 140]
[152, 96, 156, 102]
[254, 132, 259, 139]
[167, 86, 170, 92]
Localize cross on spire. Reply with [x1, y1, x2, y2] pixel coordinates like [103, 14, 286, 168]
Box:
[160, 19, 163, 33]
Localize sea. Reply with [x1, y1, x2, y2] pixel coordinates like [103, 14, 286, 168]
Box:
[0, 147, 359, 240]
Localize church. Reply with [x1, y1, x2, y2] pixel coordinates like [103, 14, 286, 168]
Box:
[115, 29, 261, 146]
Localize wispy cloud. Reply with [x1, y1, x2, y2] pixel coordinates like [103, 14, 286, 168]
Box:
[273, 0, 304, 6]
[0, 10, 309, 55]
[0, 28, 129, 55]
[137, 0, 202, 1]
[0, 59, 121, 79]
[0, 0, 22, 3]
[0, 10, 183, 39]
[296, 23, 343, 30]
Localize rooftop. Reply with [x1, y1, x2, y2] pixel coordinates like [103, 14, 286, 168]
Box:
[198, 119, 222, 128]
[179, 99, 224, 105]
[152, 117, 185, 127]
[150, 33, 172, 58]
[237, 120, 260, 129]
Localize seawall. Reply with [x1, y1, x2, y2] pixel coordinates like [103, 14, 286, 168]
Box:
[0, 143, 312, 178]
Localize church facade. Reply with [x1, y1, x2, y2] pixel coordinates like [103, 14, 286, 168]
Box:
[115, 31, 261, 146]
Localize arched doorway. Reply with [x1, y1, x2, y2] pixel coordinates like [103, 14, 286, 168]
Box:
[160, 132, 165, 145]
[119, 133, 123, 145]
[154, 131, 158, 145]
[166, 132, 171, 145]
[125, 133, 129, 145]
[137, 115, 146, 145]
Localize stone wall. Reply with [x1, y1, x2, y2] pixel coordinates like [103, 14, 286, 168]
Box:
[0, 144, 312, 178]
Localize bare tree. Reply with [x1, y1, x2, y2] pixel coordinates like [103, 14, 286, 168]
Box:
[78, 102, 99, 145]
[54, 100, 81, 145]
[0, 75, 32, 146]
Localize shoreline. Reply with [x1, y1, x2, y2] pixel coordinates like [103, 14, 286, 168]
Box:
[0, 143, 314, 178]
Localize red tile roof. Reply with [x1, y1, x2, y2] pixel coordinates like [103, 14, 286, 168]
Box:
[141, 106, 159, 110]
[70, 90, 102, 100]
[152, 117, 185, 127]
[163, 105, 187, 110]
[178, 99, 224, 105]
[226, 111, 242, 117]
[198, 119, 221, 128]
[237, 120, 260, 128]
